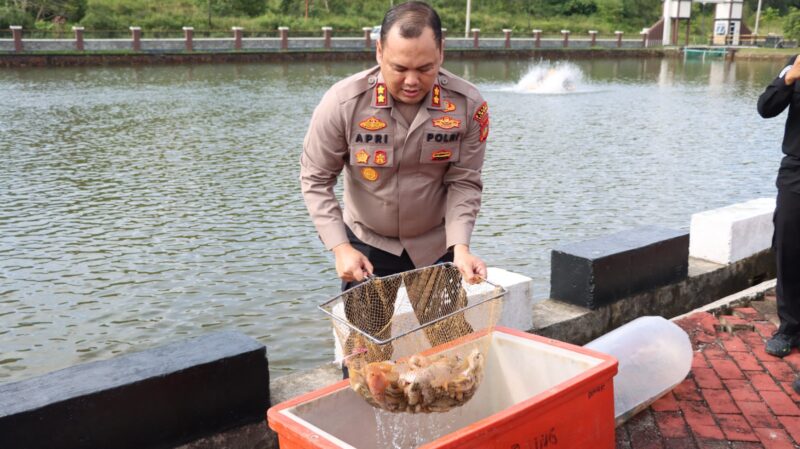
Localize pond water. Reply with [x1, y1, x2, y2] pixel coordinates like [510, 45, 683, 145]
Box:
[0, 56, 789, 382]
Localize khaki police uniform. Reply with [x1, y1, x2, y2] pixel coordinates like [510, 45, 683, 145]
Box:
[300, 65, 489, 269]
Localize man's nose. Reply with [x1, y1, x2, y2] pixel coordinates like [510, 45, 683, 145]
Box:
[405, 72, 420, 85]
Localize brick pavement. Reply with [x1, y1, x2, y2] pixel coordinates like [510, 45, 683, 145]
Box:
[616, 292, 800, 449]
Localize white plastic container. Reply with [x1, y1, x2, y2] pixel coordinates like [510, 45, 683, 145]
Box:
[584, 316, 692, 424]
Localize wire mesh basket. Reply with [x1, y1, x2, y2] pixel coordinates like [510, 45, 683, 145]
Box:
[319, 263, 505, 413]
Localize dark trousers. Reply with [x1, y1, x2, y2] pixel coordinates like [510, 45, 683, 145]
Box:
[775, 188, 800, 336]
[341, 227, 453, 291]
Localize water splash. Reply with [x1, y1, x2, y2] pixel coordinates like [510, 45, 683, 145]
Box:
[512, 62, 584, 94]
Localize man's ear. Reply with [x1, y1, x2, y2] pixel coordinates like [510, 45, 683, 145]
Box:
[376, 40, 383, 65]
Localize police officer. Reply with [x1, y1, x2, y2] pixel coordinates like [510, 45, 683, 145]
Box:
[300, 1, 489, 289]
[757, 55, 800, 394]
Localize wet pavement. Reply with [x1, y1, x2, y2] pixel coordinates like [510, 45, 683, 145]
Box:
[616, 291, 800, 448]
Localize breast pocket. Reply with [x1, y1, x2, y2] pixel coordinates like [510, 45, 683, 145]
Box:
[349, 145, 394, 167]
[420, 129, 462, 164]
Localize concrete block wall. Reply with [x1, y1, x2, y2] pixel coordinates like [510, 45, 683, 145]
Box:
[689, 198, 775, 265]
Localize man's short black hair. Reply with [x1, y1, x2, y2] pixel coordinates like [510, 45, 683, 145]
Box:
[380, 1, 443, 49]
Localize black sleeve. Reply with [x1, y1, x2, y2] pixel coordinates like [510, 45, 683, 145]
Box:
[757, 55, 797, 119]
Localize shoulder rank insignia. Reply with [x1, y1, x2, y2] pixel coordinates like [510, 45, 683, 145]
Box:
[431, 150, 452, 161]
[432, 116, 461, 130]
[355, 149, 369, 164]
[359, 116, 387, 131]
[375, 83, 388, 107]
[479, 121, 489, 142]
[431, 84, 441, 107]
[473, 101, 489, 124]
[443, 101, 456, 113]
[361, 167, 379, 181]
[374, 150, 387, 165]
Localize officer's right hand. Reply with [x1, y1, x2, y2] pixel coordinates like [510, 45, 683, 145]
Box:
[785, 56, 800, 85]
[332, 243, 373, 282]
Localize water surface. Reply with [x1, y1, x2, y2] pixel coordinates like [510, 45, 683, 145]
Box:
[0, 57, 787, 382]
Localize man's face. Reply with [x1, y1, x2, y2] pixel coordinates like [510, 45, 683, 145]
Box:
[376, 26, 443, 105]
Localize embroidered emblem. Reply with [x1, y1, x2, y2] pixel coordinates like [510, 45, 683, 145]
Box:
[359, 116, 387, 131]
[432, 116, 461, 130]
[431, 150, 452, 161]
[479, 121, 490, 143]
[374, 150, 387, 166]
[443, 101, 456, 113]
[431, 84, 441, 107]
[473, 101, 489, 124]
[375, 83, 388, 106]
[355, 149, 369, 164]
[361, 167, 379, 181]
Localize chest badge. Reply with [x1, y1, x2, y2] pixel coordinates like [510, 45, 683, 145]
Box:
[431, 150, 453, 161]
[361, 167, 379, 181]
[355, 149, 369, 164]
[374, 150, 388, 165]
[432, 116, 461, 130]
[359, 116, 387, 131]
[443, 101, 456, 113]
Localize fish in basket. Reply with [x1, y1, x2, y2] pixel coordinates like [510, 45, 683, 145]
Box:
[319, 263, 505, 413]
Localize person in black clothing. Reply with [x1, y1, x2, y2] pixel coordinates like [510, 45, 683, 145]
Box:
[757, 55, 800, 394]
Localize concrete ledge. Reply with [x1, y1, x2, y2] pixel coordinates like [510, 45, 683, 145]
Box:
[488, 266, 536, 330]
[534, 249, 774, 345]
[550, 226, 689, 309]
[0, 331, 269, 449]
[689, 198, 775, 264]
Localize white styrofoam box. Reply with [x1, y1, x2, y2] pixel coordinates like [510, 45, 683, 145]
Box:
[689, 198, 775, 265]
[332, 267, 535, 364]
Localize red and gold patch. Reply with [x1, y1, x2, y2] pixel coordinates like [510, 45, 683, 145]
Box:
[443, 101, 456, 113]
[479, 121, 490, 142]
[374, 150, 388, 165]
[359, 116, 387, 131]
[431, 150, 452, 161]
[375, 83, 388, 106]
[473, 101, 489, 124]
[361, 167, 379, 181]
[355, 149, 369, 164]
[432, 116, 461, 130]
[431, 84, 441, 107]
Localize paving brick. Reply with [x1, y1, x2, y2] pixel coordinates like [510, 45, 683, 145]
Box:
[710, 358, 745, 380]
[703, 345, 729, 360]
[782, 351, 800, 371]
[776, 416, 800, 443]
[754, 427, 796, 449]
[721, 333, 749, 352]
[730, 443, 765, 449]
[693, 351, 710, 369]
[730, 351, 763, 372]
[717, 414, 759, 442]
[736, 401, 781, 428]
[761, 361, 796, 382]
[724, 379, 761, 402]
[691, 425, 727, 440]
[753, 322, 778, 339]
[738, 330, 766, 350]
[694, 332, 718, 345]
[676, 312, 719, 337]
[694, 367, 725, 389]
[702, 389, 740, 414]
[655, 411, 689, 438]
[680, 401, 717, 426]
[733, 307, 762, 321]
[746, 372, 783, 391]
[759, 390, 800, 416]
[674, 378, 703, 401]
[719, 315, 756, 332]
[651, 392, 681, 412]
[779, 381, 800, 402]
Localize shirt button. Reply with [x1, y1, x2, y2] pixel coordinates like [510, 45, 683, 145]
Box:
[368, 76, 377, 86]
[440, 77, 448, 85]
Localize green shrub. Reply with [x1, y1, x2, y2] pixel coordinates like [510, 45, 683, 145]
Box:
[0, 6, 34, 29]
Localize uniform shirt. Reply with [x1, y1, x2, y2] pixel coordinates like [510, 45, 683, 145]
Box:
[757, 55, 800, 193]
[300, 65, 489, 268]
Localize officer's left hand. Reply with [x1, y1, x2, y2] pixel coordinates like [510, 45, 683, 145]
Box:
[453, 244, 487, 284]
